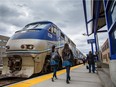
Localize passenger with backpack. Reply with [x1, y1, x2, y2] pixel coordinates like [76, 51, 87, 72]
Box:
[62, 43, 74, 84]
[50, 45, 60, 82]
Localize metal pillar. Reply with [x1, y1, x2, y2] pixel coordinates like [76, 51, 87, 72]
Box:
[91, 43, 94, 54]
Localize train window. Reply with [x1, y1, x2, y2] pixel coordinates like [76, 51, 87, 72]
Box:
[68, 39, 70, 43]
[3, 40, 7, 42]
[25, 24, 38, 30]
[61, 32, 65, 39]
[65, 37, 68, 42]
[48, 28, 52, 33]
[48, 25, 57, 35]
[53, 27, 57, 34]
[52, 27, 54, 33]
[35, 24, 49, 29]
[24, 23, 49, 30]
[48, 27, 53, 33]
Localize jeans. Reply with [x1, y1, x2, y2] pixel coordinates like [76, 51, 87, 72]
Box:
[89, 63, 95, 73]
[52, 65, 58, 78]
[66, 66, 70, 81]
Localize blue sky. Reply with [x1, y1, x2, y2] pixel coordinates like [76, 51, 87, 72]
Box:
[0, 0, 108, 55]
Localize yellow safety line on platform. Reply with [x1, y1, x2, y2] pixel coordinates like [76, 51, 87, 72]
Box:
[8, 64, 83, 87]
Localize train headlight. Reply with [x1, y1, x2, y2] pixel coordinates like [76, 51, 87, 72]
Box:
[21, 45, 25, 49]
[21, 44, 34, 50]
[27, 45, 34, 49]
[6, 46, 10, 49]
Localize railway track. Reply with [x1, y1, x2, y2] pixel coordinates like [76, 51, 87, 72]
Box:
[0, 64, 80, 86]
[0, 72, 47, 86]
[0, 77, 26, 87]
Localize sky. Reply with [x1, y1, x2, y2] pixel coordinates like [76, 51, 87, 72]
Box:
[0, 0, 108, 55]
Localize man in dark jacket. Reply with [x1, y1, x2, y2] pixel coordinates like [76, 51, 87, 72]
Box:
[87, 51, 95, 73]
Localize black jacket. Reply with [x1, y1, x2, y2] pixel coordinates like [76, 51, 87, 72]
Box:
[62, 49, 74, 61]
[87, 53, 95, 64]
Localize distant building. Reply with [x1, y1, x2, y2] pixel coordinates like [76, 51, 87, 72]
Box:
[101, 39, 110, 64]
[0, 35, 9, 66]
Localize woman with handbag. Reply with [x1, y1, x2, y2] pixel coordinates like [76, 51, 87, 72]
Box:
[50, 45, 60, 82]
[62, 43, 73, 84]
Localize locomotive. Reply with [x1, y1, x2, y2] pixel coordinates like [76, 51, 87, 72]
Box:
[2, 21, 78, 78]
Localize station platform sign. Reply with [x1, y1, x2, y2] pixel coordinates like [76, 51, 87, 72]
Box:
[87, 39, 95, 44]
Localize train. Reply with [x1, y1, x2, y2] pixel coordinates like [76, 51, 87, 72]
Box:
[2, 21, 84, 78]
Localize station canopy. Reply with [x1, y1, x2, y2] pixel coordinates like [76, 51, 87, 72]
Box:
[84, 0, 107, 35]
[91, 1, 106, 34]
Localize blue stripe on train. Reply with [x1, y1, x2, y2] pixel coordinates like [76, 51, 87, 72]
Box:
[11, 30, 58, 41]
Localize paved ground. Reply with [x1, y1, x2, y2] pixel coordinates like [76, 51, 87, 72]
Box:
[31, 65, 103, 87]
[6, 65, 103, 87]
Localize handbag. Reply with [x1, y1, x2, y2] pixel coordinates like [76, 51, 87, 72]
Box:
[86, 65, 89, 69]
[62, 60, 72, 67]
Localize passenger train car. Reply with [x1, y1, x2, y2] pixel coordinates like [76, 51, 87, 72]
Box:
[2, 21, 80, 78]
[74, 49, 85, 64]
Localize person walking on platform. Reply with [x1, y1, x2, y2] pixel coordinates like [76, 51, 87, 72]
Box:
[87, 51, 95, 73]
[50, 45, 60, 82]
[62, 43, 74, 84]
[82, 58, 86, 65]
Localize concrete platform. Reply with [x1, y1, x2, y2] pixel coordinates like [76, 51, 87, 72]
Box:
[6, 65, 103, 87]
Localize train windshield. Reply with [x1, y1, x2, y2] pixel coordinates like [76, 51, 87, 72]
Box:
[23, 23, 49, 30]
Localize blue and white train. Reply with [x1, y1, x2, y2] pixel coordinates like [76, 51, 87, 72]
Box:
[2, 21, 80, 78]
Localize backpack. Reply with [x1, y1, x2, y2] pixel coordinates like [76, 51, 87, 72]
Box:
[63, 52, 73, 67]
[51, 51, 60, 62]
[64, 50, 73, 62]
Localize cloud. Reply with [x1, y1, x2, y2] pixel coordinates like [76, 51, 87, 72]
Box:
[0, 23, 9, 34]
[0, 0, 108, 55]
[0, 22, 20, 36]
[0, 4, 22, 26]
[0, 5, 21, 18]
